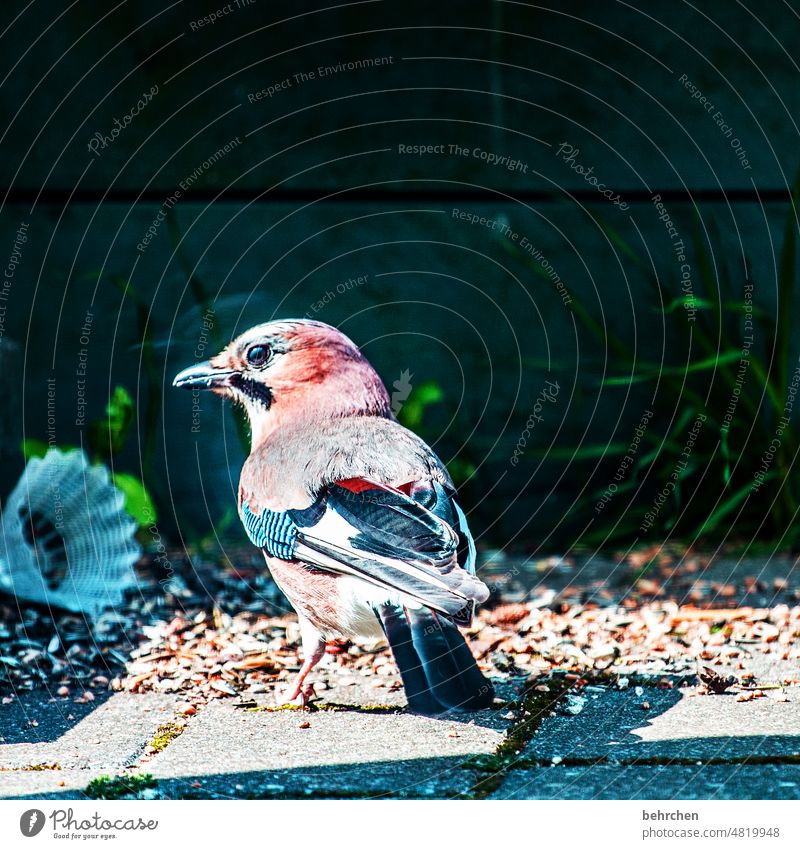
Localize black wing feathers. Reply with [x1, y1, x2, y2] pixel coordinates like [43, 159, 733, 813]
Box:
[289, 478, 488, 618]
[327, 481, 457, 565]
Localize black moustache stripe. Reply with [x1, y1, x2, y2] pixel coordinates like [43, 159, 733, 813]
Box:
[230, 374, 272, 409]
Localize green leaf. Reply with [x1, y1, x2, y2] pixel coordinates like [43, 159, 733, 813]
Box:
[397, 381, 444, 429]
[670, 350, 744, 374]
[446, 458, 477, 485]
[21, 438, 50, 460]
[661, 295, 715, 314]
[635, 447, 663, 468]
[720, 427, 731, 486]
[89, 386, 135, 459]
[660, 296, 768, 317]
[21, 440, 80, 460]
[106, 386, 134, 446]
[667, 406, 698, 439]
[112, 472, 156, 527]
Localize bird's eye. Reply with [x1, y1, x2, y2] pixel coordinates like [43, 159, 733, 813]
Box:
[246, 344, 271, 367]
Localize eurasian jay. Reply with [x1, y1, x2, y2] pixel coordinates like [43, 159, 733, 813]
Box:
[173, 319, 494, 714]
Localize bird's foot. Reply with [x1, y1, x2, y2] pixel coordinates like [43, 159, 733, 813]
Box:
[276, 683, 316, 708]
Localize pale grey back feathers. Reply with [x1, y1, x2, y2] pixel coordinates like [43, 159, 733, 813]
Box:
[240, 415, 454, 511]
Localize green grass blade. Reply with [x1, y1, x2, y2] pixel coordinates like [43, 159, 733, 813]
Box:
[603, 350, 743, 385]
[720, 427, 731, 486]
[696, 472, 779, 537]
[594, 215, 646, 268]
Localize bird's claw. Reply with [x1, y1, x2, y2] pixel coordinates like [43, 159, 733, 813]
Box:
[278, 683, 316, 708]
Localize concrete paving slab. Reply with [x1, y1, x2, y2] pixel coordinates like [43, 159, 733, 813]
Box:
[267, 678, 409, 710]
[0, 769, 108, 799]
[491, 764, 800, 800]
[0, 693, 179, 772]
[256, 674, 518, 711]
[146, 699, 509, 798]
[0, 692, 112, 745]
[611, 655, 800, 685]
[523, 686, 800, 764]
[732, 655, 800, 685]
[154, 758, 480, 799]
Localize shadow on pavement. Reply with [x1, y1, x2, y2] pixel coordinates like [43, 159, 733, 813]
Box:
[0, 690, 114, 746]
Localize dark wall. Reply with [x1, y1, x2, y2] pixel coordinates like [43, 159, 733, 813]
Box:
[1, 1, 797, 550]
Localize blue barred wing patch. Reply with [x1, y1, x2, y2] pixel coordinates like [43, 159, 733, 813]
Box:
[241, 501, 298, 560]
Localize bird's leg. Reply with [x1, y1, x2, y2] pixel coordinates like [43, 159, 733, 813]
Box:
[283, 642, 325, 706]
[279, 617, 326, 707]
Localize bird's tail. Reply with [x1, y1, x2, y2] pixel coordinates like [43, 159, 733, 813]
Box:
[376, 603, 495, 714]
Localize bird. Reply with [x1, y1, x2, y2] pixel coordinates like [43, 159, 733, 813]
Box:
[173, 319, 495, 714]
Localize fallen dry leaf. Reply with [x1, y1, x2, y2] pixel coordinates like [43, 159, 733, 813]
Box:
[699, 666, 738, 695]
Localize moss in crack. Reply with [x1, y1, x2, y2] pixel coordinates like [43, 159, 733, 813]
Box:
[314, 701, 400, 713]
[465, 678, 574, 797]
[248, 702, 400, 714]
[0, 763, 61, 772]
[147, 722, 183, 754]
[85, 773, 157, 800]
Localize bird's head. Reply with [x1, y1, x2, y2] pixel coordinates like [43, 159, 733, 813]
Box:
[173, 319, 392, 445]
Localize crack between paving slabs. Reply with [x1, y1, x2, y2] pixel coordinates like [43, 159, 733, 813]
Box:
[466, 676, 576, 799]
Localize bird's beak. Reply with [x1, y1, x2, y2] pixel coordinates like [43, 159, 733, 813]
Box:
[172, 361, 235, 390]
